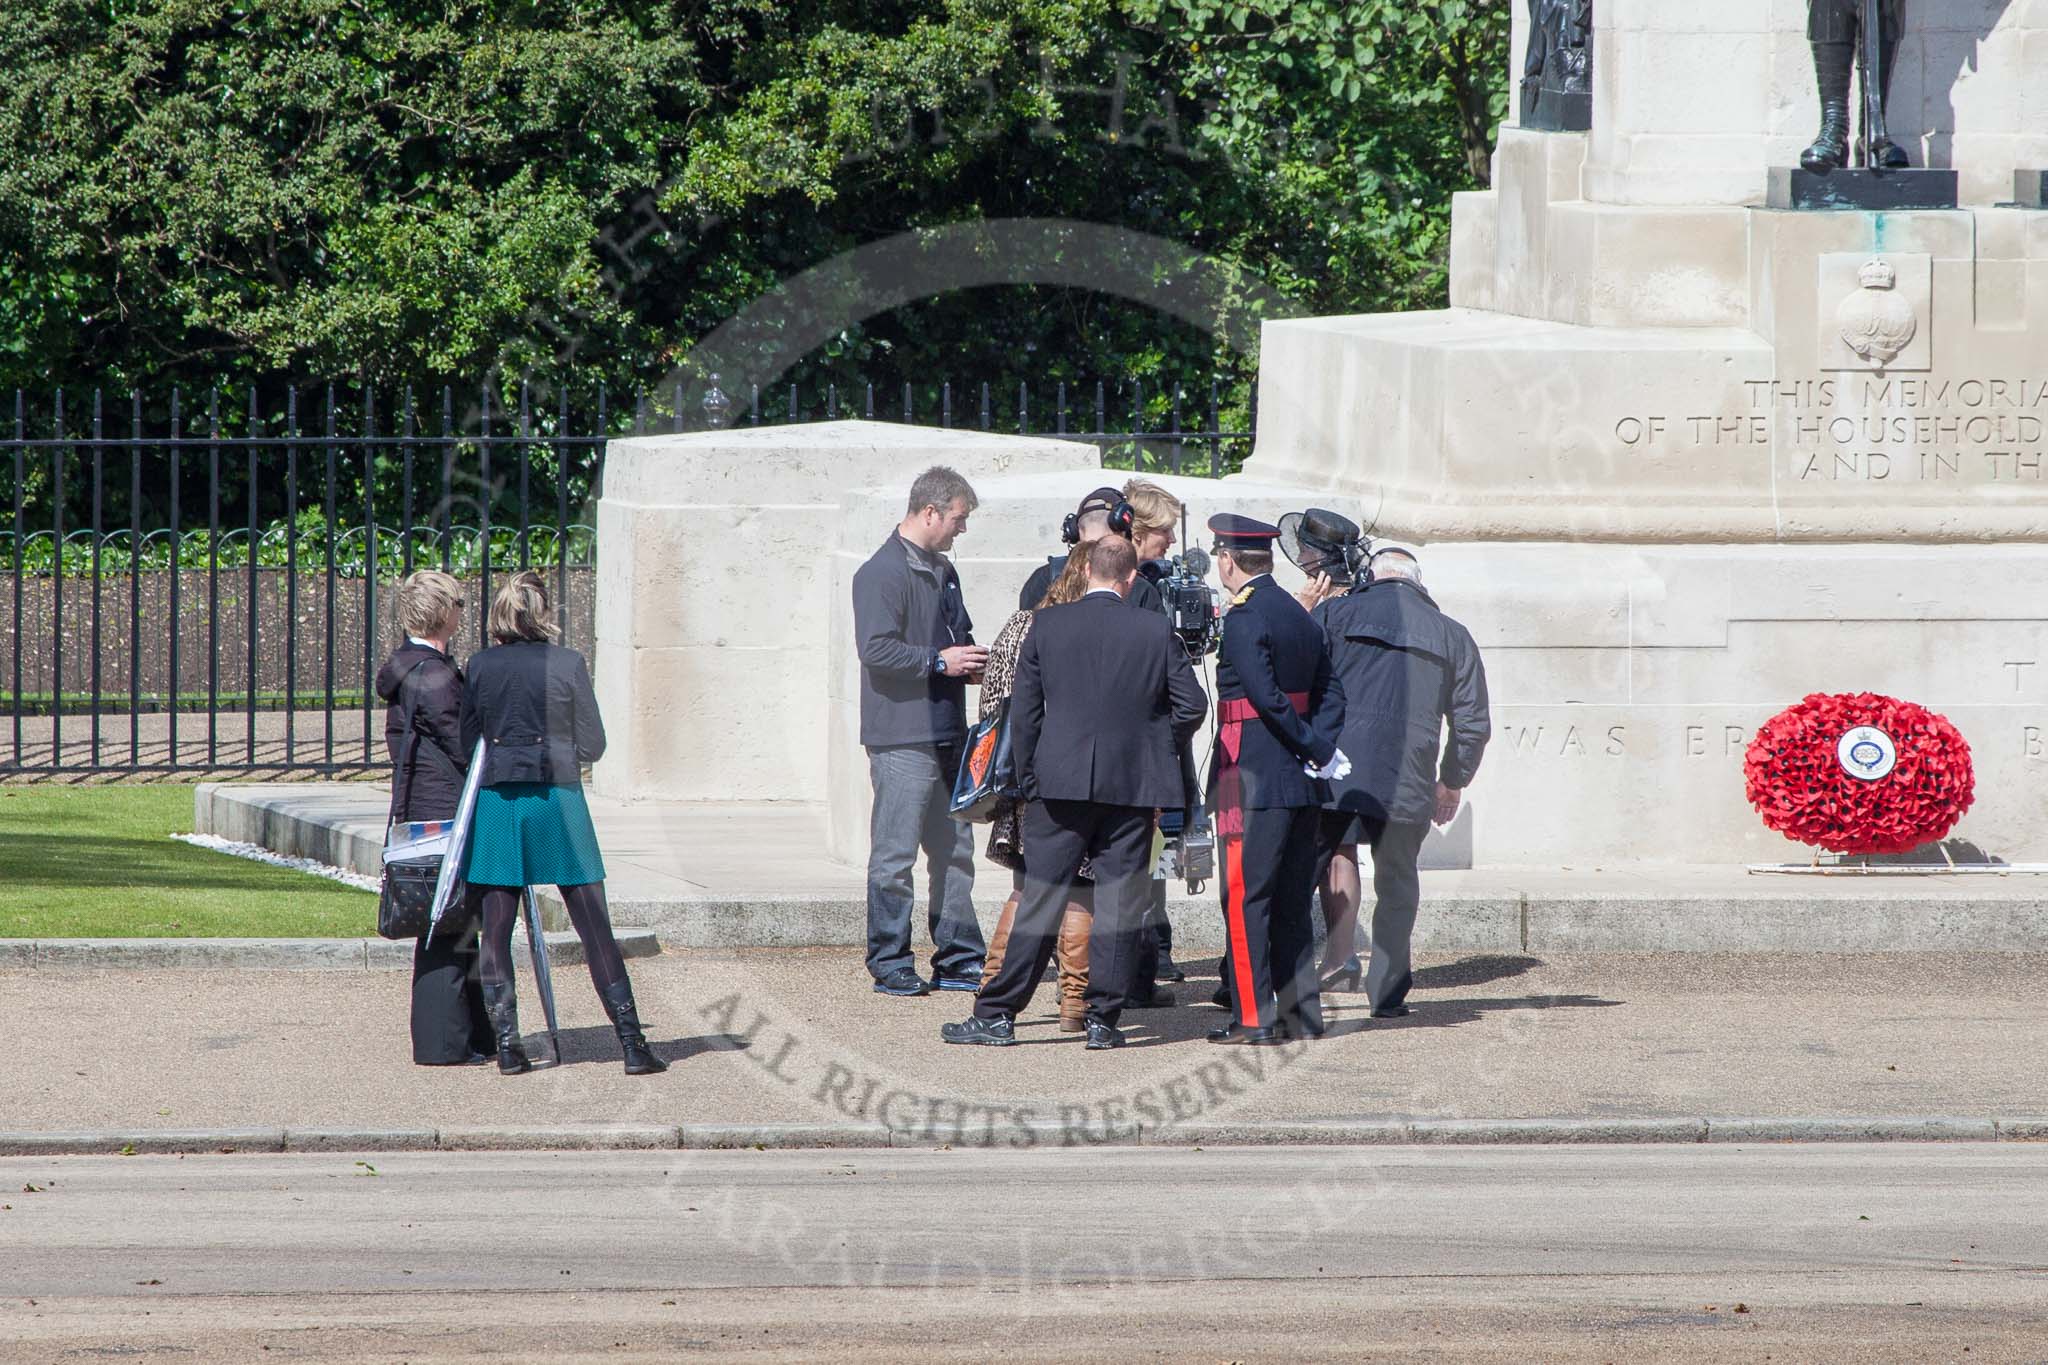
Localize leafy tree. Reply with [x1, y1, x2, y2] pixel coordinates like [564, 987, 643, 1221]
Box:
[0, 0, 1509, 446]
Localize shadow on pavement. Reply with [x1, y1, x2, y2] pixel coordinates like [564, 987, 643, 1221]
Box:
[1118, 990, 1622, 1046]
[540, 1025, 741, 1068]
[1414, 954, 1544, 989]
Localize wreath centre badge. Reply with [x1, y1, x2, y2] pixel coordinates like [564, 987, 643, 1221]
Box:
[1836, 725, 1898, 782]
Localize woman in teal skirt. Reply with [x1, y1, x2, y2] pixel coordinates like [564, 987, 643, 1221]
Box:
[459, 570, 666, 1076]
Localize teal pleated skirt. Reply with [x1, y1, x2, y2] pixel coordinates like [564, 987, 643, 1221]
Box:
[465, 783, 607, 887]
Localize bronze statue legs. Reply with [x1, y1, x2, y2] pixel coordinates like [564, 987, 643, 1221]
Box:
[1800, 36, 1908, 173]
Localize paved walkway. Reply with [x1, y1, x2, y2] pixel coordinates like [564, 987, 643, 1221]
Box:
[6, 950, 2044, 1141]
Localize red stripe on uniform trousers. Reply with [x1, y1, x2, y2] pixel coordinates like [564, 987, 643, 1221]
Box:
[1223, 835, 1260, 1028]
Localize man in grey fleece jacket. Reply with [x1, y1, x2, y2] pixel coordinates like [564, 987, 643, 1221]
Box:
[851, 466, 989, 996]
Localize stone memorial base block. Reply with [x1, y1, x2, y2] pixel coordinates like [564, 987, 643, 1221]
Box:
[1767, 167, 1961, 212]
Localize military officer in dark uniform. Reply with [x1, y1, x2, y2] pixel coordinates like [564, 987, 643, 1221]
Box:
[1205, 515, 1347, 1045]
[1802, 0, 1907, 173]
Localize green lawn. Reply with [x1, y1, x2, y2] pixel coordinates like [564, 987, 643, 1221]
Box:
[0, 784, 376, 938]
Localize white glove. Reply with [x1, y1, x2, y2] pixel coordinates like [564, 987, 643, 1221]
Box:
[1304, 748, 1352, 781]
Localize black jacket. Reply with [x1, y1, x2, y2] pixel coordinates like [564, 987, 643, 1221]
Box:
[1313, 579, 1491, 826]
[459, 640, 607, 787]
[852, 531, 974, 749]
[1010, 592, 1208, 808]
[1019, 555, 1163, 614]
[1210, 575, 1345, 810]
[375, 642, 469, 822]
[1809, 0, 1898, 43]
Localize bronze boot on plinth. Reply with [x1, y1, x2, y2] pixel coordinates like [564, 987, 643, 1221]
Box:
[1802, 0, 1908, 174]
[1800, 40, 1855, 173]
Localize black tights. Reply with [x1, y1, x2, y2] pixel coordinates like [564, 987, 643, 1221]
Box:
[478, 882, 631, 999]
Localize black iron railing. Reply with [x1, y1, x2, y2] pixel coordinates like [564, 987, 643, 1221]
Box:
[3, 374, 1253, 776]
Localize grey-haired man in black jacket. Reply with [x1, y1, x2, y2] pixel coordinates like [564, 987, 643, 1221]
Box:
[851, 466, 990, 997]
[1311, 548, 1490, 1018]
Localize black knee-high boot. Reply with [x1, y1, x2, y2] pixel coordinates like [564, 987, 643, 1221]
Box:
[599, 980, 667, 1075]
[481, 981, 533, 1075]
[1801, 41, 1854, 173]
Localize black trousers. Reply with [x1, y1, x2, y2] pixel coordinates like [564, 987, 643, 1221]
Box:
[1314, 811, 1430, 1014]
[976, 799, 1154, 1027]
[409, 889, 494, 1064]
[1220, 804, 1320, 1032]
[1135, 879, 1170, 985]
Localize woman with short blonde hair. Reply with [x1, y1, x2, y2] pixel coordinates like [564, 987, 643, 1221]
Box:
[377, 570, 492, 1065]
[459, 571, 666, 1076]
[397, 570, 464, 642]
[1120, 478, 1184, 561]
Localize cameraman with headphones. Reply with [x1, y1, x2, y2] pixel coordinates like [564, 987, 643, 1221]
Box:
[1019, 486, 1165, 613]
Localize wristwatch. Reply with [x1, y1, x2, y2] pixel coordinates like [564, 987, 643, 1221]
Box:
[932, 650, 947, 676]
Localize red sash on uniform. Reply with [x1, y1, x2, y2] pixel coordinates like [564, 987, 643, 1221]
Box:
[1213, 691, 1309, 838]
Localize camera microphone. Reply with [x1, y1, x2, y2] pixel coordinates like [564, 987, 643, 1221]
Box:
[1182, 547, 1211, 579]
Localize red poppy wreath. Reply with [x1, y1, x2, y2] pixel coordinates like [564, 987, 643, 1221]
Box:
[1743, 693, 1975, 855]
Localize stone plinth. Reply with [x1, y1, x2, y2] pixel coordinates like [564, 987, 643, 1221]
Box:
[1365, 542, 2048, 864]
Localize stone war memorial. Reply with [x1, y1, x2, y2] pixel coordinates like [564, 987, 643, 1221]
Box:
[1246, 0, 2048, 866]
[588, 0, 2048, 879]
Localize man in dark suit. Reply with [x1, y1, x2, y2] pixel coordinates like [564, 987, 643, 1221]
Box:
[1206, 514, 1347, 1045]
[942, 535, 1208, 1050]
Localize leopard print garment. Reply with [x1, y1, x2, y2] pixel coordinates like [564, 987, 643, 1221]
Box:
[979, 611, 1034, 723]
[979, 611, 1034, 869]
[979, 608, 1092, 883]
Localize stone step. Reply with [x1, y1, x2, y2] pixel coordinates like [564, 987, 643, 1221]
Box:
[191, 783, 2048, 954]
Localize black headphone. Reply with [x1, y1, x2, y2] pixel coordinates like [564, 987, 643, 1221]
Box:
[1061, 494, 1136, 545]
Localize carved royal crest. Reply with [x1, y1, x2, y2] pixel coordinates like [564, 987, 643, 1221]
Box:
[1835, 256, 1917, 367]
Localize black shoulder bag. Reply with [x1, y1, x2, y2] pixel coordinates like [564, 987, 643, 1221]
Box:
[376, 659, 443, 940]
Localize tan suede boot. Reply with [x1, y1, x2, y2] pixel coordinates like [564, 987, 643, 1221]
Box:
[1056, 903, 1093, 1032]
[980, 893, 1020, 992]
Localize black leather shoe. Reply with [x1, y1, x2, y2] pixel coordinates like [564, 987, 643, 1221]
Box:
[1127, 984, 1176, 1010]
[1209, 984, 1232, 1009]
[1371, 1004, 1412, 1019]
[1084, 1019, 1126, 1050]
[1155, 954, 1188, 984]
[940, 1014, 1016, 1046]
[1207, 1023, 1282, 1046]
